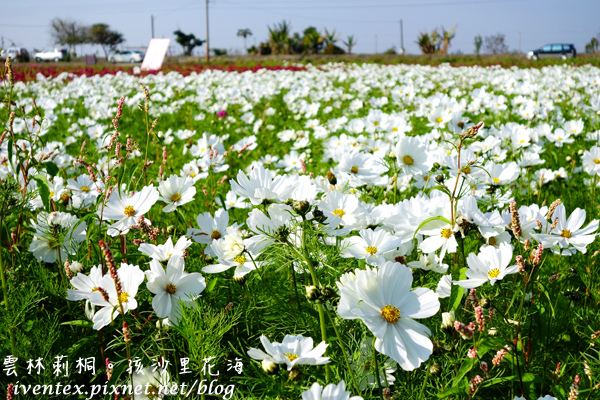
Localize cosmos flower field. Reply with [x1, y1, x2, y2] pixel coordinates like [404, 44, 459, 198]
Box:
[1, 59, 600, 400]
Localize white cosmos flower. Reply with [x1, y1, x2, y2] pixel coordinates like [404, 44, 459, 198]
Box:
[138, 236, 192, 262]
[536, 204, 598, 255]
[408, 253, 448, 274]
[581, 145, 600, 176]
[187, 208, 237, 244]
[247, 334, 330, 371]
[28, 211, 87, 263]
[66, 265, 104, 301]
[88, 263, 145, 330]
[230, 164, 294, 205]
[453, 243, 518, 289]
[419, 223, 458, 260]
[157, 175, 196, 213]
[394, 136, 429, 176]
[145, 256, 206, 324]
[339, 262, 440, 371]
[340, 228, 403, 266]
[129, 366, 172, 400]
[302, 381, 363, 400]
[100, 185, 159, 236]
[315, 191, 364, 228]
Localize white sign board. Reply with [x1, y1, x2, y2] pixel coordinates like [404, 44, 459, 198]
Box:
[141, 38, 170, 71]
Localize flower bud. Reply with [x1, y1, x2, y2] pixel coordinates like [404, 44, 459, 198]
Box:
[234, 275, 246, 285]
[435, 174, 445, 183]
[306, 285, 320, 301]
[293, 200, 310, 215]
[288, 368, 302, 381]
[320, 286, 335, 300]
[326, 171, 337, 185]
[429, 364, 442, 375]
[440, 311, 456, 331]
[69, 260, 84, 275]
[262, 360, 278, 375]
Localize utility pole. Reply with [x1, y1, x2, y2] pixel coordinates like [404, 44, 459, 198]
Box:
[399, 19, 404, 54]
[151, 15, 155, 39]
[205, 0, 210, 61]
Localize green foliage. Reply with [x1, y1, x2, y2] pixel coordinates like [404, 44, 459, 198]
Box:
[89, 23, 125, 58]
[173, 29, 205, 56]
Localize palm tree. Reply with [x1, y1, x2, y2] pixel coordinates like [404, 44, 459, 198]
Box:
[440, 25, 457, 55]
[237, 28, 252, 53]
[268, 20, 291, 54]
[323, 28, 339, 46]
[343, 35, 356, 54]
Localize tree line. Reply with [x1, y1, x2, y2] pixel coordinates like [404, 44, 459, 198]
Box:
[50, 18, 124, 58]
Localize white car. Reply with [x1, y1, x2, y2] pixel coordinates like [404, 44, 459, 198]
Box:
[108, 50, 144, 63]
[35, 49, 67, 62]
[0, 47, 30, 62]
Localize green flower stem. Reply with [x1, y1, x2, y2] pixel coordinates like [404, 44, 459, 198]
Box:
[372, 337, 384, 400]
[301, 218, 330, 382]
[324, 305, 361, 394]
[0, 227, 17, 356]
[418, 365, 430, 400]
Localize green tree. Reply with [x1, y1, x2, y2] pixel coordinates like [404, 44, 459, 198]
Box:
[237, 28, 252, 53]
[173, 29, 205, 56]
[89, 24, 124, 58]
[302, 26, 323, 55]
[474, 35, 483, 56]
[49, 17, 88, 56]
[268, 20, 291, 55]
[343, 35, 356, 54]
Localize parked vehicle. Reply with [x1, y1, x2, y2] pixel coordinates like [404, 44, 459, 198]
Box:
[35, 49, 68, 62]
[0, 47, 30, 62]
[108, 50, 144, 63]
[527, 44, 576, 60]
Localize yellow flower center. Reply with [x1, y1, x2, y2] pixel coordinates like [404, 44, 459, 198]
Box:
[333, 209, 345, 218]
[594, 159, 600, 164]
[284, 353, 298, 362]
[519, 139, 525, 144]
[366, 246, 378, 255]
[118, 292, 130, 304]
[50, 191, 55, 198]
[211, 230, 222, 240]
[124, 205, 135, 217]
[402, 155, 414, 166]
[488, 269, 501, 278]
[441, 228, 452, 239]
[81, 186, 90, 192]
[488, 236, 497, 246]
[165, 283, 177, 295]
[381, 305, 401, 324]
[190, 172, 196, 178]
[234, 255, 246, 264]
[492, 177, 500, 184]
[557, 137, 562, 141]
[435, 117, 443, 123]
[392, 127, 398, 132]
[171, 192, 181, 202]
[561, 229, 572, 238]
[350, 166, 359, 174]
[462, 166, 471, 174]
[373, 121, 379, 126]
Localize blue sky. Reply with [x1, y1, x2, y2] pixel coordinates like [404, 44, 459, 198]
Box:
[1, 0, 598, 56]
